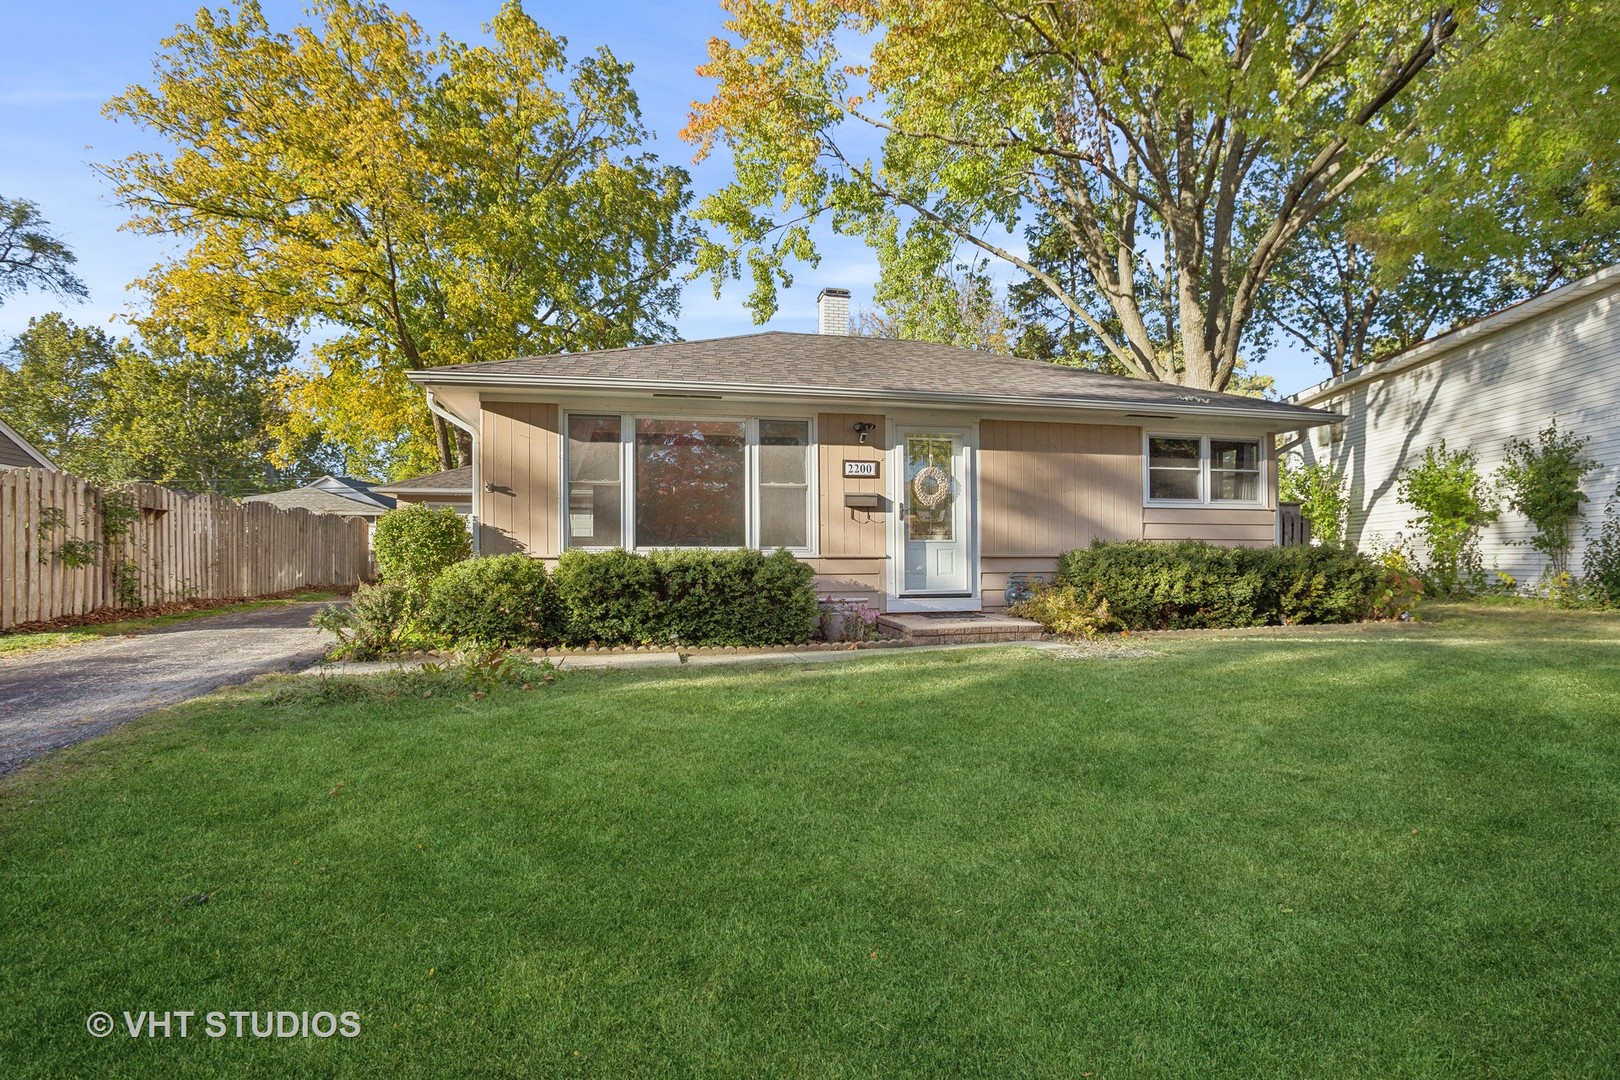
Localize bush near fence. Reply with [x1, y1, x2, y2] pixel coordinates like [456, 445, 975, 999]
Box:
[0, 468, 372, 630]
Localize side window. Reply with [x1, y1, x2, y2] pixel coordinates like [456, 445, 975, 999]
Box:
[1146, 435, 1265, 505]
[1148, 437, 1202, 500]
[757, 420, 810, 549]
[1209, 440, 1261, 501]
[567, 414, 622, 547]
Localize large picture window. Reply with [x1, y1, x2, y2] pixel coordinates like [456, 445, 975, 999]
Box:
[1146, 435, 1265, 505]
[635, 419, 748, 547]
[566, 413, 814, 552]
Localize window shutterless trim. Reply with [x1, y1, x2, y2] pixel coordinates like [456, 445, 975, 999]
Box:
[560, 407, 819, 556]
[1142, 432, 1269, 508]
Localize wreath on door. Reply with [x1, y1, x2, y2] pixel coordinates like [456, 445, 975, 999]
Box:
[911, 465, 952, 509]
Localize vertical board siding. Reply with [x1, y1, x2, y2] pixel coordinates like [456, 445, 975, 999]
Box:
[480, 402, 560, 557]
[817, 412, 887, 559]
[979, 419, 1143, 554]
[975, 419, 1143, 607]
[1292, 285, 1620, 581]
[0, 468, 371, 630]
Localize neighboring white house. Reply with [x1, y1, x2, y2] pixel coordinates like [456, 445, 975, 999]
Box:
[1286, 263, 1620, 583]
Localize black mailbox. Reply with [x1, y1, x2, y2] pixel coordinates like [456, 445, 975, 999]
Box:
[843, 493, 883, 511]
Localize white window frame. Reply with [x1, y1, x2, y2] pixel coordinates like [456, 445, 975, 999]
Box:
[562, 408, 818, 555]
[1143, 432, 1268, 508]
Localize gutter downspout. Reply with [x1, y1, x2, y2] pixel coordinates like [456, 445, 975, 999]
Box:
[425, 391, 480, 555]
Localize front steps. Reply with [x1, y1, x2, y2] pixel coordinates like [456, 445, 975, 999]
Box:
[876, 611, 1047, 645]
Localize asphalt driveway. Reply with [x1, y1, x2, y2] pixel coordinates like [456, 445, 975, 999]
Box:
[0, 602, 333, 775]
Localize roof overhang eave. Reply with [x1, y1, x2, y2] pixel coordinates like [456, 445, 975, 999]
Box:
[407, 371, 1334, 429]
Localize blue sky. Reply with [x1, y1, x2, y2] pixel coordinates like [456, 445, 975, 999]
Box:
[0, 1, 1324, 395]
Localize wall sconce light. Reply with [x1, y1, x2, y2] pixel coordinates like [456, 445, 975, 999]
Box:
[852, 421, 877, 444]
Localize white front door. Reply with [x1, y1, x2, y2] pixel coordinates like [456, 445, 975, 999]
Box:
[897, 428, 972, 595]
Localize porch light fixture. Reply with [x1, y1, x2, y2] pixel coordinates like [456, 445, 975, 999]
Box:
[852, 421, 877, 444]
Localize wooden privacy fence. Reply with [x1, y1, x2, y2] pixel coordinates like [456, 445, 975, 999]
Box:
[1279, 501, 1311, 547]
[1, 468, 372, 630]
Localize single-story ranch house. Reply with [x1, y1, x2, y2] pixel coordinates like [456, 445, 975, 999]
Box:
[408, 292, 1334, 612]
[1287, 263, 1620, 583]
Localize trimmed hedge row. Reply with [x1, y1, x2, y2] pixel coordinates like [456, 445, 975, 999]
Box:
[1055, 540, 1406, 630]
[420, 548, 819, 648]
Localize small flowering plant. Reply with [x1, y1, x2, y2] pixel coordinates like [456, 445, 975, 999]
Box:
[817, 596, 882, 642]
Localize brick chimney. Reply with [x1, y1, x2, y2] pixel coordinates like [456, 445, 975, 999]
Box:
[817, 287, 851, 335]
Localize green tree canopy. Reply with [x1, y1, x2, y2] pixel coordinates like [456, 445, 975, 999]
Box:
[0, 314, 122, 476]
[99, 327, 316, 498]
[101, 0, 694, 475]
[686, 0, 1468, 391]
[0, 197, 87, 306]
[851, 263, 1018, 353]
[2, 314, 339, 495]
[685, 1, 1616, 393]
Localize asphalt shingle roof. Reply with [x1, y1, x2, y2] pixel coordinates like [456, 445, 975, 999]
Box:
[413, 332, 1329, 425]
[374, 466, 473, 494]
[241, 487, 393, 516]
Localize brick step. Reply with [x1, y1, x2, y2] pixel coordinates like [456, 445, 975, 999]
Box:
[876, 611, 1047, 645]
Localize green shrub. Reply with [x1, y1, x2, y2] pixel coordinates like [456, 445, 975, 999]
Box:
[650, 548, 819, 646]
[1397, 441, 1498, 594]
[1279, 460, 1349, 547]
[1008, 582, 1110, 638]
[1055, 540, 1400, 630]
[1497, 419, 1599, 576]
[1586, 484, 1620, 607]
[552, 548, 664, 646]
[310, 582, 411, 660]
[372, 505, 472, 604]
[551, 547, 819, 647]
[421, 554, 560, 648]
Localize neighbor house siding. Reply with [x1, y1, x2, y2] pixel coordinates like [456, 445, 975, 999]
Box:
[479, 401, 561, 557]
[978, 419, 1142, 605]
[0, 436, 37, 469]
[1293, 284, 1620, 582]
[808, 411, 886, 600]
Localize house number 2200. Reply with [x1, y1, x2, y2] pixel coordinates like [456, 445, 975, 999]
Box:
[842, 461, 879, 479]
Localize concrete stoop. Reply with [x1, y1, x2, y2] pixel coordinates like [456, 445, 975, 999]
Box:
[875, 611, 1048, 645]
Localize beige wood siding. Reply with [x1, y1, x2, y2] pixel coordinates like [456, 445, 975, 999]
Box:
[981, 555, 1060, 610]
[817, 412, 886, 558]
[980, 419, 1142, 555]
[803, 556, 886, 602]
[1142, 506, 1277, 545]
[480, 402, 560, 556]
[813, 412, 888, 604]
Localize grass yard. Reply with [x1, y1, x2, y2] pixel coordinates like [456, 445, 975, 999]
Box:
[0, 588, 348, 657]
[3, 603, 1619, 1077]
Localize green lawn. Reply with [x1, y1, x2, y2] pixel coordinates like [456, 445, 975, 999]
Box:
[3, 603, 1619, 1077]
[0, 589, 347, 656]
